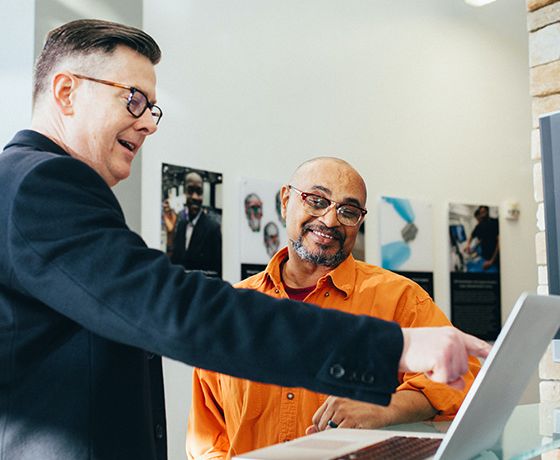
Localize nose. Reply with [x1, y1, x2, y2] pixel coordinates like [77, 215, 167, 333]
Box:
[318, 205, 340, 228]
[135, 108, 158, 135]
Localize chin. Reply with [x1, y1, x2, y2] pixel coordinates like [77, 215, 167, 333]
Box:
[111, 167, 131, 185]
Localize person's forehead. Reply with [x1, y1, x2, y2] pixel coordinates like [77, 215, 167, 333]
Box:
[296, 162, 366, 203]
[186, 177, 203, 187]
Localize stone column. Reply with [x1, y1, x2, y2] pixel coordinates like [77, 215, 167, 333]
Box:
[527, 0, 560, 439]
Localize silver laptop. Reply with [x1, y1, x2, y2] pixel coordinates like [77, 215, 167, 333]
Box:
[234, 293, 560, 460]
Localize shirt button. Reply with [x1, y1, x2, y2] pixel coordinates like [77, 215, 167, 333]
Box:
[324, 292, 330, 297]
[274, 289, 280, 294]
[155, 424, 164, 439]
[287, 392, 295, 400]
[329, 364, 345, 379]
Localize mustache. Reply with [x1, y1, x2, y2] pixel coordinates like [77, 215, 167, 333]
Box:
[302, 222, 344, 242]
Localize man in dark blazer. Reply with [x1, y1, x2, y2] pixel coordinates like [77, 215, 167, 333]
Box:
[172, 172, 222, 277]
[0, 19, 489, 460]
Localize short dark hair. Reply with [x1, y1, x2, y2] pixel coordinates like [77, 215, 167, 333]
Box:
[474, 205, 490, 218]
[33, 19, 161, 104]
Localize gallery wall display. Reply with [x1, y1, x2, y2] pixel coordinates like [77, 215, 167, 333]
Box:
[239, 178, 287, 280]
[449, 203, 501, 340]
[161, 162, 223, 278]
[352, 223, 366, 262]
[378, 196, 434, 298]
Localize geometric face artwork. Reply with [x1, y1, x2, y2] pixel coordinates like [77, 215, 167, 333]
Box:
[239, 178, 287, 279]
[244, 193, 263, 232]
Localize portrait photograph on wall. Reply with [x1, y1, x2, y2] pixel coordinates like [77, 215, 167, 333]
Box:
[161, 163, 223, 278]
[449, 203, 501, 340]
[239, 178, 287, 280]
[378, 196, 434, 297]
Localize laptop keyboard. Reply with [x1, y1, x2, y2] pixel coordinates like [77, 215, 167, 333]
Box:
[332, 435, 442, 460]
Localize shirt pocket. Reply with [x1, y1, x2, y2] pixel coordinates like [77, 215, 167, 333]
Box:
[220, 375, 264, 423]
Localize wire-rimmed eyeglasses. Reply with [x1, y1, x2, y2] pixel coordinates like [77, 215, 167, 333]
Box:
[288, 185, 367, 227]
[71, 73, 163, 125]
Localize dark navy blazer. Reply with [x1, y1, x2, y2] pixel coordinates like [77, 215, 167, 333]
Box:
[172, 212, 222, 277]
[0, 130, 402, 460]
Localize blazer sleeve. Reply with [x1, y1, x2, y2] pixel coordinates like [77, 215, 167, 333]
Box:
[7, 156, 403, 405]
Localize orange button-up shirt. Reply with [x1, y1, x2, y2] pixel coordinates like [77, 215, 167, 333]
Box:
[187, 248, 480, 459]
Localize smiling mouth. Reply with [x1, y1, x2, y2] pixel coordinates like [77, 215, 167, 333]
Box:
[303, 224, 343, 243]
[118, 139, 136, 152]
[311, 229, 336, 240]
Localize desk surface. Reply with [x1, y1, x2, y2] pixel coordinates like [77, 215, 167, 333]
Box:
[382, 403, 551, 459]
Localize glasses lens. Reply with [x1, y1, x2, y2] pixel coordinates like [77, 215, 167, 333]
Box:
[151, 106, 163, 125]
[303, 194, 330, 214]
[128, 89, 162, 124]
[128, 89, 147, 117]
[337, 205, 362, 226]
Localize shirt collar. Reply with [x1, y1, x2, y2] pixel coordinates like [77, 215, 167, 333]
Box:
[189, 211, 202, 226]
[4, 130, 70, 157]
[323, 252, 357, 298]
[263, 247, 357, 298]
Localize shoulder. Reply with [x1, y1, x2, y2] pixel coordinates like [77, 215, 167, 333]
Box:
[198, 212, 220, 231]
[353, 260, 418, 287]
[234, 271, 267, 290]
[353, 260, 433, 303]
[6, 153, 124, 245]
[1, 147, 113, 218]
[2, 146, 106, 190]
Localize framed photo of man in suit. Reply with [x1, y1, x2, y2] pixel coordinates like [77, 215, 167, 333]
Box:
[161, 163, 223, 278]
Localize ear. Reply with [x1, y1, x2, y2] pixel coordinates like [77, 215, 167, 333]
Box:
[280, 184, 290, 219]
[51, 72, 76, 116]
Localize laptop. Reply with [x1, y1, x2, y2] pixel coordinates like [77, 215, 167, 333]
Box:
[234, 292, 560, 460]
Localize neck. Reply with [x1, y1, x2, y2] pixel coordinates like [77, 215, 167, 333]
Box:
[31, 114, 69, 154]
[282, 247, 333, 288]
[31, 111, 117, 187]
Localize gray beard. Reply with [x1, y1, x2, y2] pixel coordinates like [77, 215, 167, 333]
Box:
[291, 236, 347, 268]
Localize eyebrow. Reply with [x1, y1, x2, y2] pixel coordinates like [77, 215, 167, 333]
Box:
[309, 185, 363, 207]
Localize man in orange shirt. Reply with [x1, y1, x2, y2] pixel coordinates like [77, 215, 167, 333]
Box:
[187, 157, 481, 460]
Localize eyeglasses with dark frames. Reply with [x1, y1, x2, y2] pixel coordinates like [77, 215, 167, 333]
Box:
[71, 73, 163, 125]
[288, 185, 367, 227]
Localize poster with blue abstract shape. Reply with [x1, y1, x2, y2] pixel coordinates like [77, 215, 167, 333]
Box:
[379, 196, 434, 297]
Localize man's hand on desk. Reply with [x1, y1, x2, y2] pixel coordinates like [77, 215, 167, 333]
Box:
[400, 327, 490, 390]
[305, 397, 390, 434]
[305, 391, 437, 435]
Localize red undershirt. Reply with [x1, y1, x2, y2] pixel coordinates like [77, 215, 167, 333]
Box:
[283, 284, 315, 301]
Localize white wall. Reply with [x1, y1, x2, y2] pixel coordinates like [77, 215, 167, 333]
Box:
[142, 1, 536, 458]
[0, 0, 34, 147]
